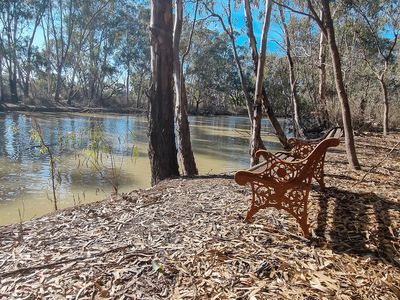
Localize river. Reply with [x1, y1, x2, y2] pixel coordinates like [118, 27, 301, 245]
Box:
[0, 112, 291, 225]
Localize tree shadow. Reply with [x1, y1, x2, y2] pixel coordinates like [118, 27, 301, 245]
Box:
[315, 187, 400, 268]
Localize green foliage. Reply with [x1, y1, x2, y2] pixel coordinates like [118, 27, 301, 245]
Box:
[30, 120, 60, 211]
[77, 121, 138, 194]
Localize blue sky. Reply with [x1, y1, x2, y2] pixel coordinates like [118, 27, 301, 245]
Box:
[194, 1, 285, 55]
[32, 1, 286, 55]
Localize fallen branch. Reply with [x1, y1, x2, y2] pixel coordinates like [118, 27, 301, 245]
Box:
[0, 245, 153, 278]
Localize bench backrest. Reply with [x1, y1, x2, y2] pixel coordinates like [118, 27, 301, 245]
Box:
[325, 127, 344, 139]
[289, 127, 343, 159]
[294, 137, 340, 181]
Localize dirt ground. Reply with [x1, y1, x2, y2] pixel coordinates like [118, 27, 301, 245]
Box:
[0, 132, 399, 299]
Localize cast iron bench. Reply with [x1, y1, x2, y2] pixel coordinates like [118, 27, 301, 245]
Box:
[234, 138, 340, 236]
[274, 127, 343, 190]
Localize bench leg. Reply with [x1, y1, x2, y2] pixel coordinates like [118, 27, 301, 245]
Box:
[245, 207, 257, 223]
[247, 181, 312, 237]
[245, 191, 259, 223]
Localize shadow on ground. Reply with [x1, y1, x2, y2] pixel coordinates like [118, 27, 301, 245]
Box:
[315, 187, 400, 268]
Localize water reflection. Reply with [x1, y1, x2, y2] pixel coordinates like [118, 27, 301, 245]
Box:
[0, 112, 290, 225]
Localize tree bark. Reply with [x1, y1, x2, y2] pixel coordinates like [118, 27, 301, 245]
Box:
[379, 75, 389, 135]
[243, 0, 289, 150]
[136, 71, 144, 108]
[319, 0, 360, 169]
[317, 10, 329, 129]
[126, 63, 130, 106]
[173, 0, 198, 176]
[279, 6, 304, 138]
[250, 0, 273, 166]
[0, 49, 3, 103]
[148, 0, 180, 185]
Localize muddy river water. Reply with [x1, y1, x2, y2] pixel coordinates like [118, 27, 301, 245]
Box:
[0, 112, 290, 225]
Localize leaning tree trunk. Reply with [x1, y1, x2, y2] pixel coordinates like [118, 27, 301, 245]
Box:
[279, 6, 304, 138]
[206, 2, 266, 149]
[148, 0, 180, 185]
[173, 0, 198, 176]
[243, 0, 289, 150]
[321, 0, 360, 169]
[209, 1, 254, 123]
[379, 75, 389, 135]
[250, 0, 273, 166]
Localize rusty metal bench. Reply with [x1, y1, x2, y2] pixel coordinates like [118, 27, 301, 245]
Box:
[273, 127, 343, 190]
[234, 138, 340, 236]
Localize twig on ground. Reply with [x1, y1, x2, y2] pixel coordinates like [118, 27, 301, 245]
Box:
[353, 140, 400, 187]
[0, 245, 152, 278]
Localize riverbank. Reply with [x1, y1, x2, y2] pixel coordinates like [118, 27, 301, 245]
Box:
[0, 132, 399, 298]
[0, 102, 270, 118]
[0, 102, 147, 115]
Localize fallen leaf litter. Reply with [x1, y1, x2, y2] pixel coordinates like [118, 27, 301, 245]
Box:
[0, 132, 399, 299]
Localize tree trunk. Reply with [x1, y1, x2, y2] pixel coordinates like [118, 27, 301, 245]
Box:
[359, 77, 371, 121]
[43, 7, 52, 98]
[67, 66, 77, 105]
[136, 72, 144, 108]
[250, 0, 273, 166]
[126, 64, 130, 106]
[317, 10, 329, 129]
[148, 0, 180, 185]
[208, 1, 254, 123]
[173, 0, 198, 176]
[23, 14, 42, 103]
[0, 52, 3, 103]
[379, 75, 389, 135]
[8, 63, 18, 103]
[228, 28, 253, 124]
[279, 6, 304, 138]
[54, 65, 63, 102]
[320, 0, 360, 169]
[243, 0, 289, 150]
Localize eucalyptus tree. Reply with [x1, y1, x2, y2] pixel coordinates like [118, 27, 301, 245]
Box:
[278, 4, 304, 137]
[0, 0, 25, 103]
[148, 0, 180, 185]
[185, 27, 241, 113]
[203, 0, 269, 151]
[203, 0, 254, 123]
[317, 8, 330, 128]
[0, 24, 4, 103]
[243, 0, 289, 151]
[277, 0, 360, 169]
[250, 0, 273, 166]
[49, 0, 77, 102]
[173, 0, 198, 176]
[19, 0, 48, 102]
[63, 0, 113, 105]
[350, 0, 399, 135]
[130, 5, 151, 109]
[113, 1, 150, 107]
